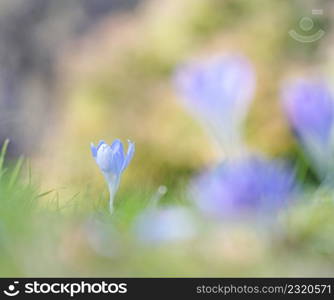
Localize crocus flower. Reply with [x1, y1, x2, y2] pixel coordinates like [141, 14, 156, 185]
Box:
[91, 139, 135, 214]
[282, 79, 334, 178]
[191, 157, 295, 219]
[174, 55, 255, 155]
[134, 206, 196, 245]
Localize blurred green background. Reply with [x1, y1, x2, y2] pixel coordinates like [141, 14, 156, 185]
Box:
[1, 0, 334, 276]
[35, 0, 333, 194]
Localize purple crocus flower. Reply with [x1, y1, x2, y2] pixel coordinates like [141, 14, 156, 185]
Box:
[282, 79, 334, 177]
[191, 157, 295, 219]
[91, 139, 135, 214]
[174, 55, 255, 154]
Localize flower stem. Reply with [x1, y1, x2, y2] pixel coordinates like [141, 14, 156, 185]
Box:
[107, 177, 120, 214]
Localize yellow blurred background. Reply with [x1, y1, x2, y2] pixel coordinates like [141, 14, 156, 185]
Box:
[23, 0, 332, 200]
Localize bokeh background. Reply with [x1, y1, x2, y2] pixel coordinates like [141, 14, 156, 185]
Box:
[1, 0, 334, 276]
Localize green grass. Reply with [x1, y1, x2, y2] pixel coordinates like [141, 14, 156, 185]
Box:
[1, 140, 334, 277]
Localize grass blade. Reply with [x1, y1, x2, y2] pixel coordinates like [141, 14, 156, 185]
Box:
[36, 190, 55, 199]
[9, 156, 24, 188]
[0, 139, 9, 173]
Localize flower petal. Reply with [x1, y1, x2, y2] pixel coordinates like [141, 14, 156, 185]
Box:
[122, 140, 135, 172]
[109, 139, 124, 174]
[175, 55, 255, 120]
[97, 140, 106, 151]
[191, 156, 295, 219]
[282, 79, 334, 144]
[96, 143, 113, 172]
[90, 143, 97, 158]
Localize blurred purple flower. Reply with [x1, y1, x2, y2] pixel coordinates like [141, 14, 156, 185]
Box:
[134, 207, 196, 245]
[91, 139, 135, 214]
[174, 55, 255, 154]
[282, 79, 334, 177]
[191, 157, 295, 219]
[282, 79, 334, 144]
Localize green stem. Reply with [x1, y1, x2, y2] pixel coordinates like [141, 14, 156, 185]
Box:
[106, 175, 120, 214]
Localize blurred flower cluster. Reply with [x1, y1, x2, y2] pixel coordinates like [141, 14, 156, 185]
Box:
[127, 54, 334, 247]
[173, 54, 334, 228]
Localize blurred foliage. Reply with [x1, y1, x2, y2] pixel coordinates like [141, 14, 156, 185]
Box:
[3, 150, 334, 276]
[1, 0, 334, 276]
[35, 0, 333, 198]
